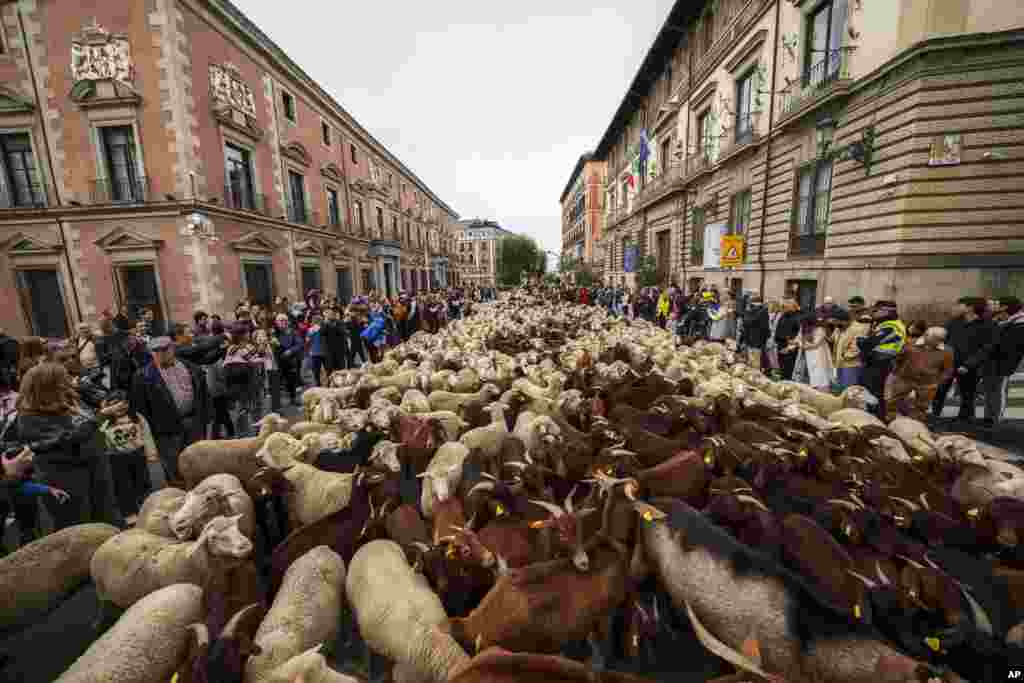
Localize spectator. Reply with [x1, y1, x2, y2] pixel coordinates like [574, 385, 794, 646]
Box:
[192, 311, 210, 337]
[801, 311, 835, 393]
[97, 392, 155, 521]
[305, 312, 327, 387]
[273, 314, 304, 405]
[774, 297, 803, 380]
[12, 362, 119, 530]
[980, 296, 1024, 427]
[113, 304, 133, 332]
[835, 309, 870, 390]
[0, 327, 18, 393]
[129, 337, 209, 487]
[16, 336, 47, 383]
[254, 324, 281, 415]
[140, 307, 166, 339]
[739, 294, 770, 370]
[886, 327, 954, 423]
[223, 322, 262, 433]
[932, 298, 994, 423]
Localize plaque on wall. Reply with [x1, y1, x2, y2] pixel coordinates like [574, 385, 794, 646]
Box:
[71, 21, 134, 85]
[928, 133, 962, 167]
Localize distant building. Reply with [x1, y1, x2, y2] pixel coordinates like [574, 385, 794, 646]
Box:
[559, 153, 607, 279]
[575, 0, 1024, 309]
[455, 218, 515, 287]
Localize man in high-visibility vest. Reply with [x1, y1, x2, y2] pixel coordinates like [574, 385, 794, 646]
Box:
[856, 300, 907, 421]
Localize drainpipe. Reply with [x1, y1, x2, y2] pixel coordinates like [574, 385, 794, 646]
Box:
[680, 39, 693, 291]
[757, 0, 783, 296]
[18, 8, 83, 323]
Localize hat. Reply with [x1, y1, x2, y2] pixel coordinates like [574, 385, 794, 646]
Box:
[148, 336, 174, 352]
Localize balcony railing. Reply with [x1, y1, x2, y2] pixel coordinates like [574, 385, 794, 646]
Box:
[0, 182, 48, 209]
[686, 152, 713, 178]
[789, 232, 826, 257]
[781, 47, 855, 117]
[223, 184, 267, 214]
[91, 176, 150, 204]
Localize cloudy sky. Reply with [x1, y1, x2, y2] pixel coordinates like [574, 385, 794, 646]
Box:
[234, 0, 674, 254]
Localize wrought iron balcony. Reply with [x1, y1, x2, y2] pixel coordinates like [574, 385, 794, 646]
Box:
[0, 182, 48, 209]
[223, 184, 267, 214]
[91, 176, 150, 204]
[781, 47, 855, 118]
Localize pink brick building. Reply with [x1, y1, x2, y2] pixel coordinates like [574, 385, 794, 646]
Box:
[0, 0, 460, 338]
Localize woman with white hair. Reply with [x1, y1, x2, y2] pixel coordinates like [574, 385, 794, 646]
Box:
[75, 323, 99, 372]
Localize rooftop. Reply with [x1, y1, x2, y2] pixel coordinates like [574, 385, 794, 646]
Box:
[558, 152, 594, 203]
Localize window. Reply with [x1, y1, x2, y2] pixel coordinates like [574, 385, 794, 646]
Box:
[117, 264, 163, 324]
[99, 126, 144, 202]
[736, 71, 755, 144]
[225, 143, 256, 211]
[282, 91, 296, 122]
[620, 179, 629, 207]
[660, 138, 672, 173]
[405, 221, 411, 243]
[401, 182, 407, 194]
[391, 215, 398, 239]
[376, 206, 384, 236]
[287, 170, 307, 223]
[350, 144, 358, 164]
[0, 133, 45, 208]
[702, 11, 714, 56]
[301, 266, 321, 294]
[804, 0, 849, 88]
[361, 268, 374, 293]
[16, 269, 68, 338]
[690, 206, 706, 265]
[697, 110, 713, 160]
[242, 262, 273, 307]
[321, 121, 331, 146]
[791, 160, 833, 256]
[387, 172, 393, 188]
[354, 200, 365, 233]
[326, 187, 340, 227]
[336, 268, 353, 304]
[729, 190, 752, 241]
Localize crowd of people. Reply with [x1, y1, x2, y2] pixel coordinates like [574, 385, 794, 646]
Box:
[0, 285, 496, 554]
[556, 283, 1024, 429]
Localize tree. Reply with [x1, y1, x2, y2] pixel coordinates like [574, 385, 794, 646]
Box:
[636, 255, 660, 287]
[496, 234, 543, 287]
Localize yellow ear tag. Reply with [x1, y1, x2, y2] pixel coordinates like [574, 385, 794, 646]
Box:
[967, 507, 980, 520]
[495, 503, 505, 516]
[632, 634, 639, 649]
[642, 510, 654, 522]
[446, 545, 456, 559]
[924, 637, 941, 652]
[853, 604, 861, 619]
[798, 448, 809, 460]
[171, 674, 179, 683]
[843, 523, 854, 538]
[703, 450, 714, 466]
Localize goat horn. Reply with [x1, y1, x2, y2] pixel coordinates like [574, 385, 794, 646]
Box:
[889, 496, 920, 512]
[961, 585, 995, 636]
[826, 499, 860, 512]
[736, 494, 770, 512]
[848, 493, 867, 510]
[576, 506, 598, 518]
[565, 485, 579, 514]
[897, 554, 925, 570]
[468, 481, 496, 496]
[529, 500, 565, 517]
[922, 554, 942, 572]
[683, 601, 775, 679]
[876, 561, 892, 586]
[411, 542, 431, 553]
[847, 569, 878, 589]
[919, 493, 931, 510]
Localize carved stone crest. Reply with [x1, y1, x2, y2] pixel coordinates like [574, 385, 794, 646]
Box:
[209, 62, 257, 118]
[71, 20, 133, 85]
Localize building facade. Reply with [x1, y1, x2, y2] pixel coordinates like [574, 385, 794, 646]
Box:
[0, 0, 461, 339]
[455, 218, 515, 288]
[559, 153, 607, 278]
[591, 0, 1024, 316]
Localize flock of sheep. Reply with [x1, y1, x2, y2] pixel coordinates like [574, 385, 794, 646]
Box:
[2, 291, 1024, 683]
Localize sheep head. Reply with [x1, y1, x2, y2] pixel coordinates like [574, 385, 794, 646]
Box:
[298, 431, 341, 462]
[198, 603, 265, 682]
[171, 483, 231, 540]
[336, 408, 368, 432]
[529, 486, 597, 572]
[257, 433, 306, 470]
[418, 464, 461, 503]
[192, 514, 252, 561]
[368, 440, 401, 473]
[448, 525, 496, 569]
[368, 402, 399, 431]
[264, 644, 348, 683]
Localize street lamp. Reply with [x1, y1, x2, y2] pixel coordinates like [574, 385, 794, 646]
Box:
[815, 113, 876, 176]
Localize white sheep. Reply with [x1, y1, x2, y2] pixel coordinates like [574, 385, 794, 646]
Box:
[0, 523, 119, 633]
[458, 402, 510, 460]
[179, 414, 290, 489]
[427, 383, 500, 415]
[246, 546, 346, 683]
[411, 410, 469, 442]
[346, 540, 469, 683]
[401, 388, 432, 414]
[169, 473, 255, 540]
[782, 382, 874, 416]
[418, 441, 471, 518]
[136, 487, 188, 538]
[90, 514, 252, 611]
[257, 433, 357, 527]
[55, 583, 204, 683]
[262, 645, 361, 683]
[512, 410, 561, 454]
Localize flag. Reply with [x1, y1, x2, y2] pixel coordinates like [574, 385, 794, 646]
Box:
[639, 128, 650, 163]
[629, 156, 640, 188]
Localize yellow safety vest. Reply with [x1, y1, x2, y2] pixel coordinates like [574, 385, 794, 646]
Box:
[875, 319, 907, 356]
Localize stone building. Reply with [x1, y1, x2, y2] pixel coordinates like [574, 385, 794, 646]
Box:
[559, 152, 607, 281]
[590, 0, 1024, 315]
[455, 218, 515, 288]
[0, 0, 460, 338]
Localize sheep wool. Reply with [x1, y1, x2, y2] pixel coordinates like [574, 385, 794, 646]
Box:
[136, 488, 188, 539]
[0, 522, 120, 633]
[346, 540, 469, 683]
[246, 546, 346, 683]
[55, 583, 203, 683]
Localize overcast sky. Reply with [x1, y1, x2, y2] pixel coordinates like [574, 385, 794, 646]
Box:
[234, 0, 675, 254]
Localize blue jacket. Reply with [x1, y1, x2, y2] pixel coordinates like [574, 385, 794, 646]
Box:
[274, 328, 304, 368]
[307, 325, 325, 357]
[361, 312, 386, 343]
